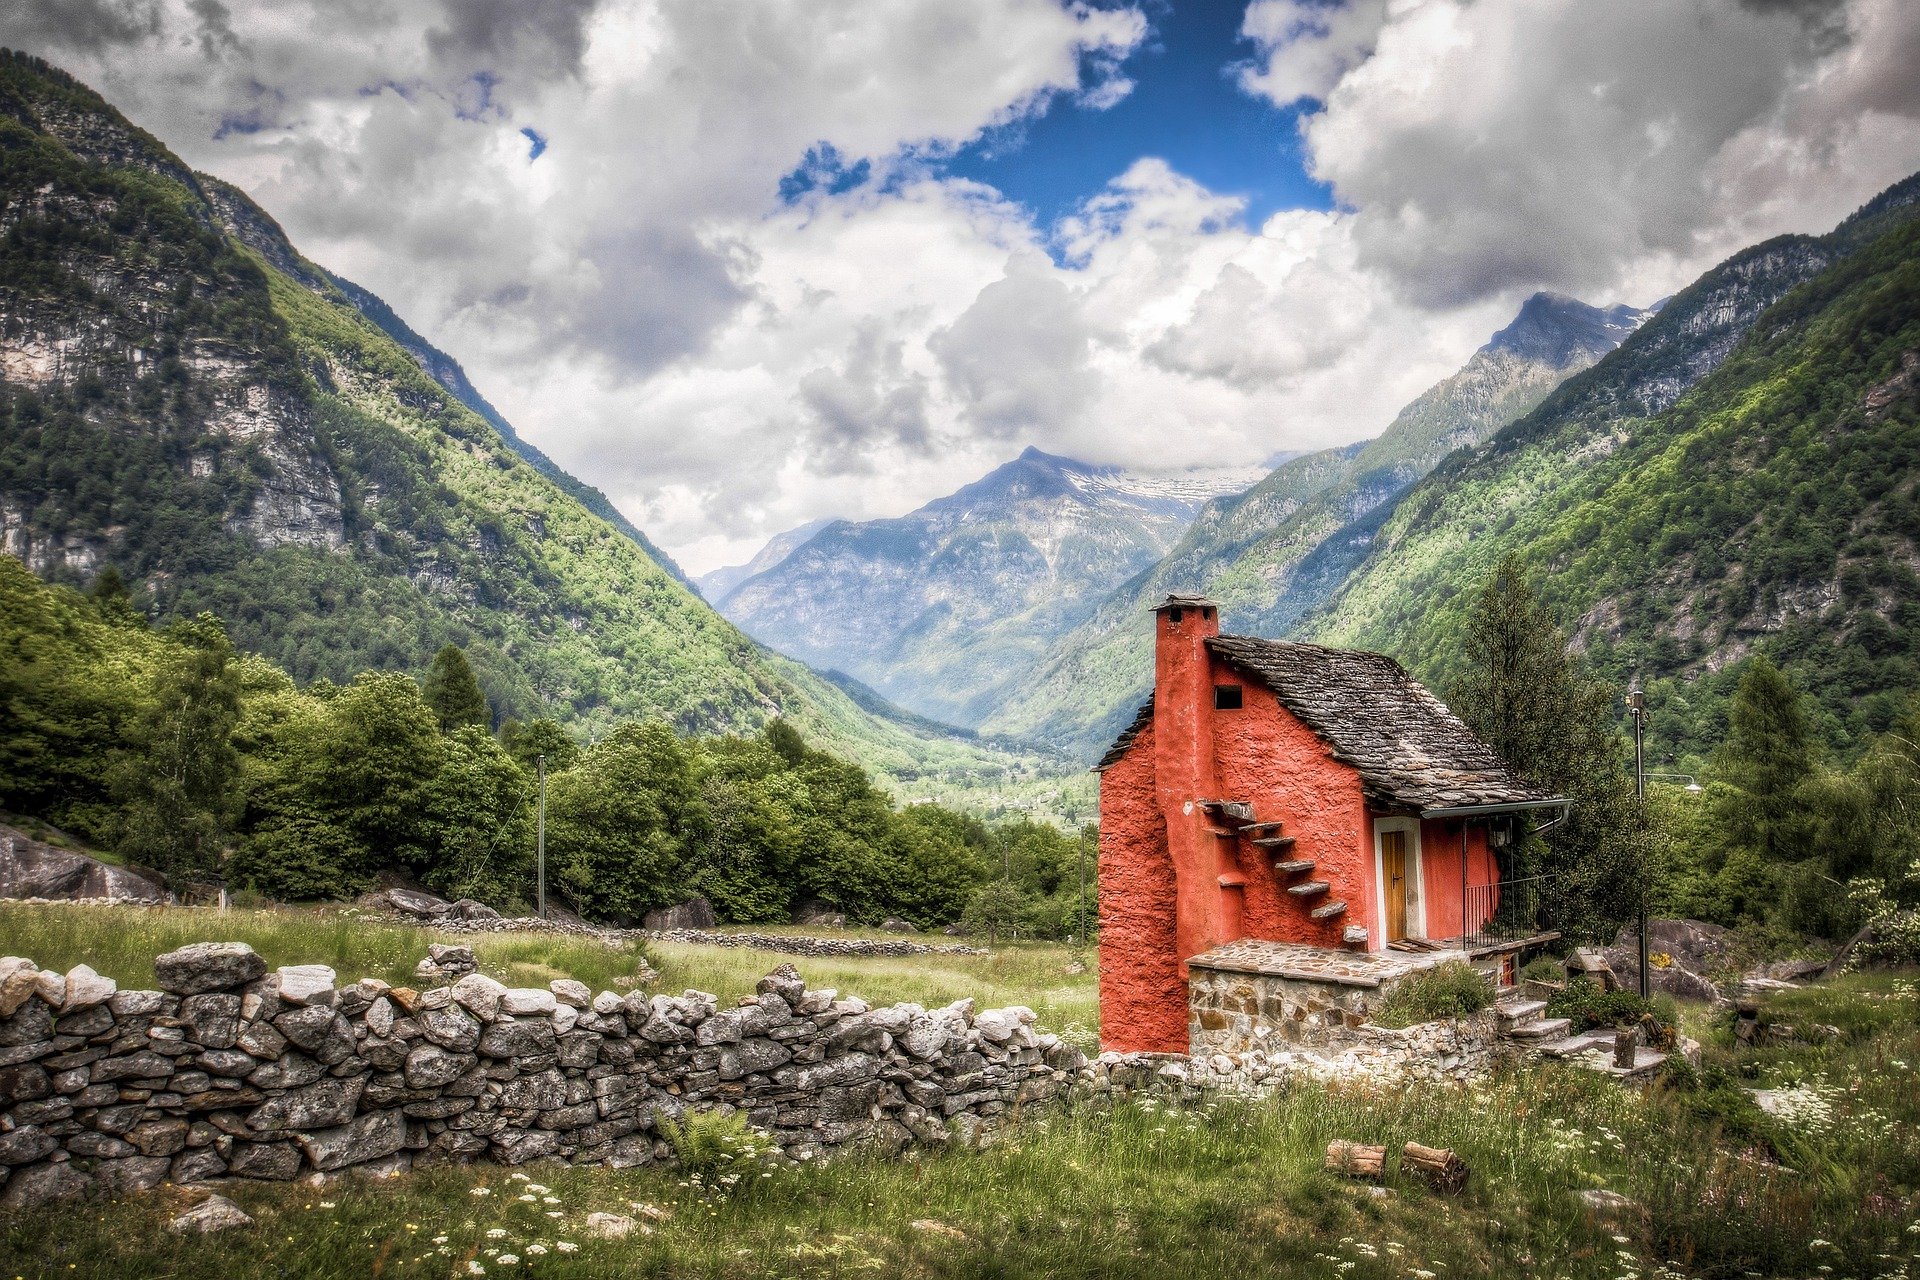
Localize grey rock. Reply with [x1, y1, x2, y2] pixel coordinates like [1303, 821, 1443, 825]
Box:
[271, 1007, 355, 1063]
[68, 1130, 137, 1158]
[480, 1018, 555, 1058]
[154, 942, 267, 995]
[246, 1076, 366, 1131]
[0, 1063, 50, 1105]
[550, 979, 591, 1008]
[127, 1117, 189, 1158]
[93, 1050, 176, 1082]
[492, 1129, 560, 1164]
[0, 1001, 53, 1048]
[108, 990, 170, 1018]
[501, 988, 556, 1017]
[1, 1160, 90, 1208]
[0, 1125, 58, 1165]
[404, 1045, 475, 1089]
[719, 1038, 791, 1080]
[274, 965, 337, 1007]
[445, 899, 501, 922]
[237, 1020, 288, 1060]
[94, 1154, 171, 1194]
[249, 1053, 327, 1090]
[170, 1148, 228, 1183]
[642, 896, 715, 930]
[0, 827, 165, 902]
[450, 973, 507, 1021]
[181, 993, 243, 1048]
[298, 1109, 405, 1171]
[384, 888, 452, 918]
[228, 1140, 302, 1180]
[59, 965, 117, 1013]
[170, 1193, 255, 1234]
[880, 918, 916, 934]
[756, 963, 807, 1006]
[418, 1006, 482, 1053]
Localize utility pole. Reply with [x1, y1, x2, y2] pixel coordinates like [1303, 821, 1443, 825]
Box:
[536, 753, 547, 921]
[1077, 829, 1087, 947]
[1628, 686, 1649, 999]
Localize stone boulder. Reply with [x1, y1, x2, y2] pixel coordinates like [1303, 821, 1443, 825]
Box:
[444, 899, 501, 923]
[383, 887, 451, 919]
[0, 826, 165, 903]
[791, 899, 846, 928]
[879, 918, 917, 934]
[155, 942, 267, 995]
[643, 897, 716, 930]
[1604, 919, 1732, 1004]
[170, 1194, 255, 1234]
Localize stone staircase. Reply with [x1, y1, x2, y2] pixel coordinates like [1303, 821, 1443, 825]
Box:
[1202, 801, 1357, 942]
[1495, 994, 1669, 1080]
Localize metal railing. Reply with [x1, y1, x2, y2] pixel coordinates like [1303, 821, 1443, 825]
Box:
[1462, 874, 1553, 943]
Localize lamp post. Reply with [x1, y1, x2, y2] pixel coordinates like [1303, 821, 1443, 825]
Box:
[536, 753, 547, 921]
[1628, 686, 1649, 998]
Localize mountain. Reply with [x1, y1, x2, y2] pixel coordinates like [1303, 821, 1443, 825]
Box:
[0, 50, 1065, 810]
[1306, 174, 1920, 755]
[982, 292, 1653, 759]
[696, 518, 833, 603]
[712, 447, 1266, 726]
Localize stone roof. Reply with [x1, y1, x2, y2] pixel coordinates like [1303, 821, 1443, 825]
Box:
[1187, 938, 1458, 987]
[1092, 697, 1154, 772]
[1206, 635, 1548, 811]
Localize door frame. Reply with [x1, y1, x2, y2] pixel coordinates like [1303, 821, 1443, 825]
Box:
[1372, 816, 1426, 946]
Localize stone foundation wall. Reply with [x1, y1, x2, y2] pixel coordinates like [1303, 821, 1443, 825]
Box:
[1187, 965, 1379, 1054]
[0, 944, 1083, 1210]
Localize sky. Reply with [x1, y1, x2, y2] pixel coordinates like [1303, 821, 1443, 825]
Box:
[5, 0, 1920, 573]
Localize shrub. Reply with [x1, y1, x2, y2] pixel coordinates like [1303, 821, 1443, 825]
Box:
[1547, 977, 1675, 1035]
[1371, 961, 1493, 1027]
[1519, 955, 1567, 984]
[658, 1109, 774, 1185]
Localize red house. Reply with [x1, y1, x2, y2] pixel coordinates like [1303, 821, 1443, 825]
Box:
[1094, 593, 1567, 1054]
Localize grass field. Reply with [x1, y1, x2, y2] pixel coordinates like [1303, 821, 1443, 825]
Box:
[0, 903, 1099, 1046]
[2, 902, 1916, 1279]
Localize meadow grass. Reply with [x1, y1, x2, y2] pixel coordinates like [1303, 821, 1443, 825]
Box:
[2, 903, 1915, 1278]
[0, 903, 1098, 1043]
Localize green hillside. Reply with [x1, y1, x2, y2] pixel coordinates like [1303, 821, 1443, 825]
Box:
[1310, 182, 1920, 756]
[0, 51, 1069, 813]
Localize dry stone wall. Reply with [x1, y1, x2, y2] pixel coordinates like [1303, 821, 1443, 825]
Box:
[0, 945, 1084, 1209]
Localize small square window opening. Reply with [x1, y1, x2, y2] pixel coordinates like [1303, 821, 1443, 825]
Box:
[1214, 684, 1243, 710]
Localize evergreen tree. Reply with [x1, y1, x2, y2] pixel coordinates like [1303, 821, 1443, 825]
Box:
[422, 644, 489, 732]
[1713, 655, 1816, 863]
[1451, 554, 1646, 940]
[111, 613, 243, 881]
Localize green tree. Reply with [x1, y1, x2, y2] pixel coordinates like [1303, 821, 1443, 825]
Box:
[309, 671, 446, 868]
[422, 643, 489, 732]
[1451, 553, 1646, 940]
[962, 878, 1031, 944]
[546, 722, 707, 923]
[417, 727, 533, 904]
[110, 613, 242, 881]
[498, 717, 580, 773]
[1713, 655, 1817, 863]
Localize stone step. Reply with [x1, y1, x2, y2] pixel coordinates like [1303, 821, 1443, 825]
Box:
[1238, 821, 1286, 836]
[1496, 998, 1548, 1027]
[1503, 1016, 1572, 1041]
[1533, 1031, 1616, 1059]
[1310, 900, 1348, 921]
[1286, 880, 1330, 897]
[1272, 859, 1316, 874]
[1252, 836, 1297, 852]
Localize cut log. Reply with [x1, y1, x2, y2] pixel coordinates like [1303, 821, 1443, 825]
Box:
[1324, 1140, 1386, 1179]
[1401, 1142, 1469, 1194]
[1613, 1026, 1637, 1070]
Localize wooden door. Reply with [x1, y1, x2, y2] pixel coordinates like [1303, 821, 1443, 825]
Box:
[1382, 830, 1408, 942]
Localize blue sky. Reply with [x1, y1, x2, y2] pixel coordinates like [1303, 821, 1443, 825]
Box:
[947, 0, 1332, 231]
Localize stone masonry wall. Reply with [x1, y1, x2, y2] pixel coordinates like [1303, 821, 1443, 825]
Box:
[0, 944, 1085, 1210]
[1187, 965, 1380, 1054]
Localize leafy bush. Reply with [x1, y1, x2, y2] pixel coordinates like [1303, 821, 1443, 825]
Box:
[658, 1109, 773, 1183]
[1547, 977, 1676, 1035]
[1518, 956, 1567, 984]
[1371, 961, 1493, 1027]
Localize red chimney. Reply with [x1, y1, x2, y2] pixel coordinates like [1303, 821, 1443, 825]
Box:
[1150, 593, 1234, 971]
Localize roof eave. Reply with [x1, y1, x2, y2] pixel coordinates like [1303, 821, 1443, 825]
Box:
[1417, 797, 1572, 819]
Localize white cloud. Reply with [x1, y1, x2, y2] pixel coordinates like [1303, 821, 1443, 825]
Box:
[5, 0, 1917, 573]
[1247, 0, 1920, 307]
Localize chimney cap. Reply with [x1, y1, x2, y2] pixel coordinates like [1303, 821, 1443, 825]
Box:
[1153, 592, 1216, 613]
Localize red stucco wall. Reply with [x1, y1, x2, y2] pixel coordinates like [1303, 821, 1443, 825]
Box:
[1210, 672, 1374, 949]
[1096, 721, 1186, 1054]
[1417, 819, 1502, 939]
